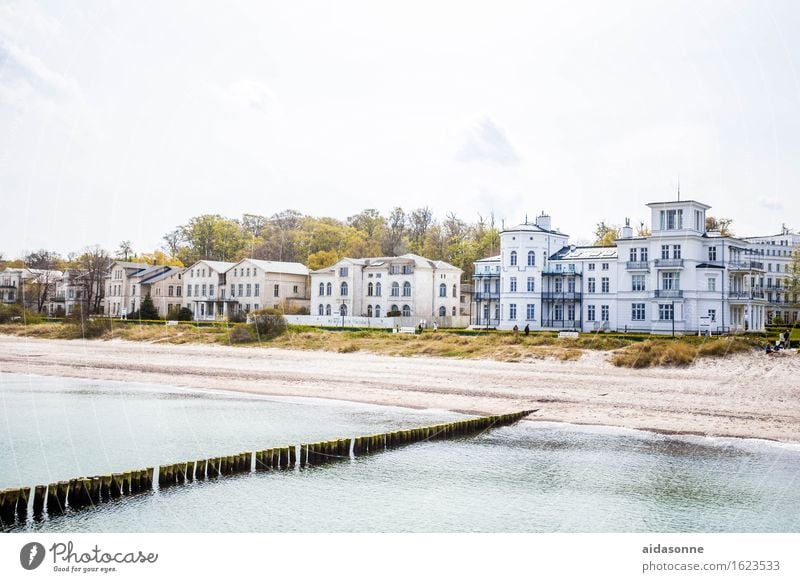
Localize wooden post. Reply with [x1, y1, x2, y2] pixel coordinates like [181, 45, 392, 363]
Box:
[46, 484, 61, 514]
[122, 472, 131, 495]
[110, 474, 123, 498]
[195, 460, 206, 480]
[33, 485, 45, 516]
[158, 466, 168, 487]
[16, 487, 30, 519]
[100, 475, 112, 499]
[289, 446, 297, 468]
[129, 471, 140, 494]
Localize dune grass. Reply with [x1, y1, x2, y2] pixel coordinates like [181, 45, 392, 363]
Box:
[610, 337, 757, 368]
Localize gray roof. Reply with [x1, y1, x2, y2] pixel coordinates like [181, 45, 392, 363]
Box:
[139, 266, 183, 284]
[237, 258, 309, 276]
[502, 223, 565, 235]
[314, 253, 461, 274]
[549, 245, 618, 260]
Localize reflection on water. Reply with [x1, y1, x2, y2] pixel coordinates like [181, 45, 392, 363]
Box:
[1, 373, 799, 533]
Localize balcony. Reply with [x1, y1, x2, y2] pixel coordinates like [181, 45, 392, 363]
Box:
[654, 259, 684, 268]
[728, 290, 765, 301]
[473, 272, 500, 279]
[542, 319, 581, 329]
[654, 289, 683, 298]
[541, 292, 583, 301]
[727, 261, 764, 271]
[625, 261, 650, 270]
[541, 265, 582, 276]
[474, 292, 500, 301]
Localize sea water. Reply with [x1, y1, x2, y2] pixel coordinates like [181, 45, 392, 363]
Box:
[1, 373, 798, 533]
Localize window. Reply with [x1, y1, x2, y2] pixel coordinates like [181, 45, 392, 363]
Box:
[168, 285, 174, 297]
[661, 272, 680, 290]
[659, 208, 683, 230]
[601, 305, 609, 321]
[509, 303, 517, 319]
[391, 282, 400, 297]
[375, 305, 380, 317]
[567, 304, 575, 321]
[229, 285, 234, 298]
[588, 263, 595, 271]
[367, 305, 373, 317]
[661, 245, 669, 259]
[631, 303, 645, 321]
[601, 277, 609, 293]
[555, 278, 562, 292]
[403, 282, 412, 296]
[254, 284, 259, 296]
[187, 285, 192, 297]
[641, 248, 648, 262]
[452, 306, 457, 316]
[708, 278, 716, 292]
[375, 282, 382, 296]
[340, 304, 347, 316]
[527, 277, 535, 292]
[554, 304, 563, 320]
[367, 282, 374, 296]
[201, 284, 207, 296]
[510, 251, 517, 266]
[318, 304, 324, 315]
[588, 278, 596, 293]
[326, 282, 332, 296]
[567, 278, 575, 293]
[402, 305, 411, 317]
[673, 245, 681, 259]
[391, 304, 399, 314]
[439, 306, 446, 316]
[319, 282, 325, 296]
[340, 282, 348, 296]
[602, 263, 609, 270]
[527, 251, 535, 266]
[695, 210, 703, 231]
[708, 309, 716, 322]
[339, 267, 349, 277]
[510, 277, 517, 292]
[209, 284, 215, 297]
[246, 268, 250, 277]
[402, 265, 412, 275]
[629, 249, 637, 262]
[176, 286, 182, 297]
[632, 275, 646, 291]
[246, 283, 252, 297]
[238, 284, 243, 296]
[708, 247, 717, 261]
[452, 284, 457, 298]
[658, 304, 674, 320]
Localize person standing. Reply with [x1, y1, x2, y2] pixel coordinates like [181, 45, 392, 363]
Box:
[524, 324, 530, 336]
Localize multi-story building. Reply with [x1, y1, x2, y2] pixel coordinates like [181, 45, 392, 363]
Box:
[131, 266, 185, 317]
[102, 261, 149, 317]
[224, 258, 310, 315]
[49, 269, 86, 316]
[0, 268, 23, 305]
[742, 228, 800, 324]
[477, 199, 791, 334]
[182, 260, 236, 320]
[472, 255, 501, 327]
[0, 267, 64, 313]
[311, 253, 462, 320]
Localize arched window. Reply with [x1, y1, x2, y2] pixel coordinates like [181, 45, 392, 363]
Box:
[439, 306, 446, 316]
[403, 281, 411, 296]
[318, 304, 324, 315]
[367, 282, 374, 296]
[402, 305, 411, 317]
[319, 282, 325, 296]
[528, 251, 535, 266]
[510, 251, 517, 266]
[340, 304, 347, 316]
[325, 304, 331, 315]
[340, 282, 348, 296]
[367, 305, 373, 317]
[452, 284, 457, 297]
[375, 305, 381, 317]
[391, 304, 399, 314]
[391, 282, 400, 297]
[326, 282, 332, 296]
[375, 282, 382, 296]
[439, 283, 446, 297]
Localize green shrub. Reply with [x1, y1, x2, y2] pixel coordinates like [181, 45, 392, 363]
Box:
[0, 303, 42, 324]
[65, 305, 113, 338]
[138, 295, 160, 320]
[227, 311, 247, 323]
[251, 311, 287, 339]
[229, 326, 253, 343]
[386, 309, 401, 317]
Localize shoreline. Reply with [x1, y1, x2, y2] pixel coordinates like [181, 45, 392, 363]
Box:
[1, 335, 799, 443]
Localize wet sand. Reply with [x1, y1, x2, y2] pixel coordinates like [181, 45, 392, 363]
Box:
[0, 335, 798, 442]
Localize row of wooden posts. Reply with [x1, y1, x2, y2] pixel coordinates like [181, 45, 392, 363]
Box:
[0, 409, 536, 526]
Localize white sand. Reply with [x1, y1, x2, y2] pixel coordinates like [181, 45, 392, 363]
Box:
[1, 335, 798, 442]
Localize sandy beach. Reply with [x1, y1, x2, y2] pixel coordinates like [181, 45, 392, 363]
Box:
[0, 335, 798, 442]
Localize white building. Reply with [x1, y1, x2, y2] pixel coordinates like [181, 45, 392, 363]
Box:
[132, 266, 185, 317]
[476, 199, 792, 334]
[102, 261, 149, 317]
[311, 254, 462, 321]
[183, 260, 236, 320]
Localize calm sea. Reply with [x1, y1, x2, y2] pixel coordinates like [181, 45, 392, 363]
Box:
[1, 373, 798, 533]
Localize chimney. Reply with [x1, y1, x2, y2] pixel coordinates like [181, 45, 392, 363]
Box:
[621, 218, 633, 239]
[535, 211, 551, 231]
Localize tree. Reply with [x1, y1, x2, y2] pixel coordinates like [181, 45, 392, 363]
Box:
[789, 246, 800, 307]
[175, 215, 248, 263]
[593, 222, 619, 246]
[117, 241, 133, 261]
[635, 221, 651, 237]
[77, 246, 112, 314]
[408, 207, 434, 254]
[162, 229, 184, 258]
[138, 295, 160, 320]
[383, 207, 407, 256]
[705, 216, 734, 236]
[23, 250, 62, 312]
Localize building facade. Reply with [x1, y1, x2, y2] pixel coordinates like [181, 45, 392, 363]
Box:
[475, 199, 794, 334]
[311, 254, 462, 321]
[102, 261, 149, 317]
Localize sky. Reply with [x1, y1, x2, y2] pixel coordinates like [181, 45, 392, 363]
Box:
[1, 0, 799, 258]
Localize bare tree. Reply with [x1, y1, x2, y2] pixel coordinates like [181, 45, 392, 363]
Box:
[117, 241, 133, 261]
[383, 207, 407, 256]
[78, 246, 112, 314]
[162, 230, 183, 258]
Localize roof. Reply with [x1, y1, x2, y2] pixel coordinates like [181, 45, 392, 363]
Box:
[313, 253, 462, 274]
[695, 263, 725, 269]
[475, 255, 500, 263]
[113, 261, 149, 271]
[646, 200, 711, 210]
[502, 223, 565, 236]
[139, 266, 183, 284]
[549, 245, 618, 260]
[236, 258, 309, 276]
[186, 260, 236, 273]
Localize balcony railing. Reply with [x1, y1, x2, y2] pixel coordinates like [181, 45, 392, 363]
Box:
[541, 266, 582, 276]
[474, 292, 500, 301]
[473, 272, 500, 279]
[654, 289, 683, 298]
[541, 292, 583, 301]
[654, 259, 684, 268]
[541, 319, 581, 328]
[625, 261, 650, 270]
[728, 290, 765, 300]
[727, 261, 764, 271]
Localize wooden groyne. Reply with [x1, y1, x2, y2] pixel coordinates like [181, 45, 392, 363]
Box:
[0, 409, 536, 527]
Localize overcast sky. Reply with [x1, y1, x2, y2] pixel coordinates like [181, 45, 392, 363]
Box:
[1, 0, 799, 258]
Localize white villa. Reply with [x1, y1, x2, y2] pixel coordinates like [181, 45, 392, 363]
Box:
[102, 261, 149, 317]
[311, 254, 462, 321]
[473, 198, 797, 334]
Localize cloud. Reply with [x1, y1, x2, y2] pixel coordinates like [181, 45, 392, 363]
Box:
[759, 198, 783, 212]
[456, 117, 521, 165]
[209, 80, 281, 119]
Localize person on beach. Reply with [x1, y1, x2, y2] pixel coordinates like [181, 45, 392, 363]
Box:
[512, 324, 519, 336]
[433, 321, 438, 332]
[765, 343, 773, 355]
[418, 322, 423, 334]
[524, 324, 530, 336]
